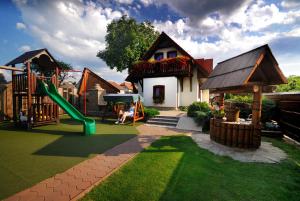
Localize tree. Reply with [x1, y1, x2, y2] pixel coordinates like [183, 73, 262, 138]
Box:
[56, 60, 75, 84]
[276, 75, 300, 92]
[31, 60, 74, 85]
[98, 15, 159, 72]
[0, 73, 7, 84]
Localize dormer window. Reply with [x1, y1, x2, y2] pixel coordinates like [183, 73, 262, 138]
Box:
[167, 51, 177, 58]
[154, 52, 163, 61]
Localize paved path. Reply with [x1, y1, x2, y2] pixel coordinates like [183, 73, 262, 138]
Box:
[4, 125, 188, 201]
[191, 133, 287, 163]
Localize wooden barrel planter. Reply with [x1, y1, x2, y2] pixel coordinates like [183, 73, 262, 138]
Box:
[210, 118, 256, 148]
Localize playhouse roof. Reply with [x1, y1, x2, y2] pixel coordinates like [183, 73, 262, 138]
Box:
[77, 68, 120, 95]
[5, 49, 60, 69]
[201, 44, 287, 92]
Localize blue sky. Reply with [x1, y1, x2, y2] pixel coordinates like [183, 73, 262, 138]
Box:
[0, 0, 299, 82]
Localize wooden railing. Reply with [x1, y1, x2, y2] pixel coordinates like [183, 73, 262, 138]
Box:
[127, 57, 192, 81]
[12, 73, 27, 93]
[32, 103, 57, 122]
[12, 73, 57, 95]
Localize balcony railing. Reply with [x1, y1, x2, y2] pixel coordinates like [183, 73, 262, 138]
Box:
[127, 56, 193, 82]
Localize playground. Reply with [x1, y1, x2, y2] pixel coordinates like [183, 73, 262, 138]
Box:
[0, 115, 139, 200]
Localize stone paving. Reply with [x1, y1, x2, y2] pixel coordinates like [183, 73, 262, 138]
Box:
[176, 115, 202, 132]
[191, 133, 287, 163]
[4, 125, 188, 201]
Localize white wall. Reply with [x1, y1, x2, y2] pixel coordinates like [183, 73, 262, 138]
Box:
[141, 77, 177, 108]
[178, 68, 199, 106]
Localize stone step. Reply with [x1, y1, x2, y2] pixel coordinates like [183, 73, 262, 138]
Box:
[153, 115, 179, 119]
[148, 117, 178, 123]
[146, 120, 178, 127]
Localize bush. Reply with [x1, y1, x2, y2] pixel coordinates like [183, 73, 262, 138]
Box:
[195, 111, 208, 124]
[144, 107, 159, 120]
[261, 99, 276, 122]
[226, 96, 277, 121]
[178, 106, 188, 112]
[187, 102, 210, 117]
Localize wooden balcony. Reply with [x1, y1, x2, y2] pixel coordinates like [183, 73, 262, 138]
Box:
[126, 57, 193, 82]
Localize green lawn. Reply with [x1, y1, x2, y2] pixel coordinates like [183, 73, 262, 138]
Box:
[0, 116, 139, 200]
[82, 136, 300, 201]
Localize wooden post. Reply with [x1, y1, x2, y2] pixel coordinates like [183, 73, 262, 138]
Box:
[26, 62, 32, 128]
[219, 93, 224, 108]
[252, 85, 262, 148]
[12, 65, 17, 124]
[55, 67, 60, 123]
[84, 71, 87, 116]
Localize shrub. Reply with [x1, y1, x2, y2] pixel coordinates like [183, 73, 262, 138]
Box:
[195, 111, 208, 124]
[144, 107, 159, 120]
[194, 111, 211, 132]
[179, 106, 188, 112]
[187, 102, 210, 117]
[261, 99, 276, 122]
[226, 96, 277, 121]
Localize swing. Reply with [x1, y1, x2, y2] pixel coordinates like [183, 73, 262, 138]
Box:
[102, 94, 144, 125]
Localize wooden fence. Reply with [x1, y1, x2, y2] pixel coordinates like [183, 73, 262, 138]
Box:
[265, 92, 300, 142]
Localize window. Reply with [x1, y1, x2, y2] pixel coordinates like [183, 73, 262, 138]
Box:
[153, 85, 165, 104]
[154, 52, 164, 61]
[167, 51, 177, 58]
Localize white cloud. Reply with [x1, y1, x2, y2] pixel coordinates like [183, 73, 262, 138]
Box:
[18, 45, 31, 52]
[152, 0, 300, 76]
[115, 0, 134, 4]
[16, 22, 26, 30]
[13, 0, 126, 81]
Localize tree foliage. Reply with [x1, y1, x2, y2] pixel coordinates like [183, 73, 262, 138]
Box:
[56, 60, 74, 84]
[31, 60, 74, 85]
[276, 75, 300, 92]
[98, 15, 159, 72]
[0, 73, 7, 84]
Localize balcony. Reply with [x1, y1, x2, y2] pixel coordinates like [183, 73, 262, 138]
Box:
[126, 56, 193, 82]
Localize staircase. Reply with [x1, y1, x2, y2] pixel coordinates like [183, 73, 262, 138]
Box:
[146, 115, 179, 128]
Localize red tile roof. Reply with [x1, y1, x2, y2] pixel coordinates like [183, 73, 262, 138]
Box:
[195, 58, 213, 75]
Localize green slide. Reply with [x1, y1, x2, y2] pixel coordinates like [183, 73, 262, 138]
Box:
[39, 82, 96, 135]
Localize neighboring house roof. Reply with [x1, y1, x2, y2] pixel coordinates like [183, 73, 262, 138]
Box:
[201, 44, 287, 90]
[60, 82, 76, 89]
[5, 48, 60, 69]
[77, 68, 120, 95]
[195, 59, 213, 75]
[120, 81, 133, 90]
[108, 80, 123, 90]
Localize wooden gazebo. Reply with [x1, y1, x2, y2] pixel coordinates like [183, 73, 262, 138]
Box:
[201, 44, 287, 148]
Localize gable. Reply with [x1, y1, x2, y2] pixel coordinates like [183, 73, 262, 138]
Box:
[142, 32, 193, 61]
[78, 68, 120, 95]
[201, 44, 287, 90]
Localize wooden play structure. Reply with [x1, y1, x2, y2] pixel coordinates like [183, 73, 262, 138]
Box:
[3, 49, 61, 128]
[201, 44, 287, 149]
[102, 94, 145, 125]
[2, 49, 96, 135]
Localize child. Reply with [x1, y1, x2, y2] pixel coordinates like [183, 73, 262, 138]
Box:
[19, 111, 28, 128]
[115, 102, 135, 124]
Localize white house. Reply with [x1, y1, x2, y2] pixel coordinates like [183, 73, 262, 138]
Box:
[126, 32, 212, 109]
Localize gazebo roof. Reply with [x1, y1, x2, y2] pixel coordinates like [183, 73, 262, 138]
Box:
[5, 48, 60, 69]
[201, 44, 287, 92]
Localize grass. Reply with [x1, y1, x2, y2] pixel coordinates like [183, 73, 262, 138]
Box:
[82, 136, 300, 201]
[0, 116, 139, 200]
